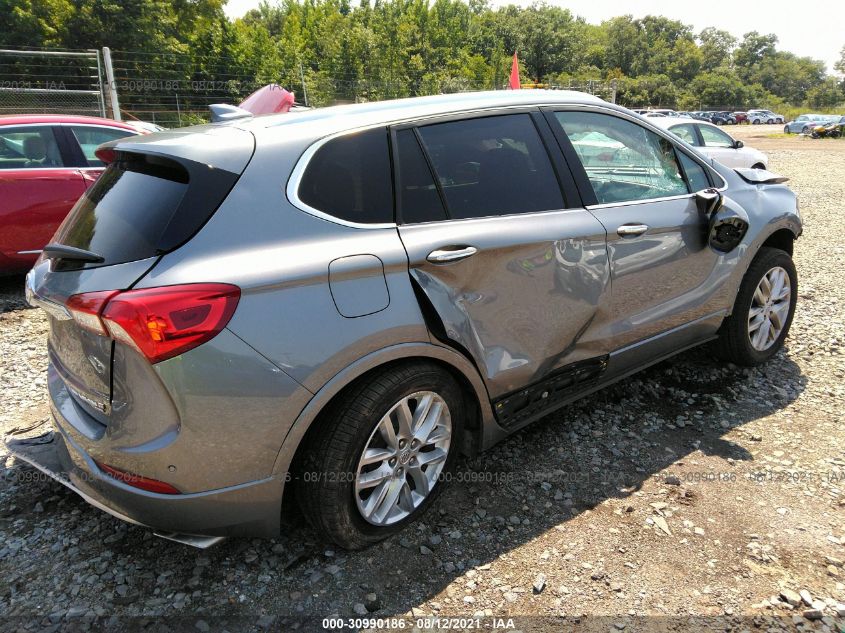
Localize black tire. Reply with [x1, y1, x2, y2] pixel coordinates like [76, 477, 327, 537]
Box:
[296, 361, 464, 549]
[783, 125, 790, 134]
[713, 247, 797, 367]
[751, 163, 766, 169]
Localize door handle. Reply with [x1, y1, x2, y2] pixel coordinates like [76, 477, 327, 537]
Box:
[427, 246, 478, 263]
[616, 224, 649, 237]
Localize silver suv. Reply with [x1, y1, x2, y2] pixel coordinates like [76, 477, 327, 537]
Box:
[10, 91, 801, 549]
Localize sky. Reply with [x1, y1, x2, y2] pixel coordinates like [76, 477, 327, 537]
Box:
[223, 0, 844, 74]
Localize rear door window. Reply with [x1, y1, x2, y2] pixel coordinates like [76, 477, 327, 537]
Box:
[298, 127, 394, 224]
[394, 129, 447, 224]
[0, 126, 64, 169]
[415, 114, 565, 220]
[677, 152, 711, 192]
[68, 125, 136, 167]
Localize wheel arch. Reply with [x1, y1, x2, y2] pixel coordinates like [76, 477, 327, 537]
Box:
[760, 227, 796, 256]
[723, 224, 799, 318]
[272, 342, 500, 485]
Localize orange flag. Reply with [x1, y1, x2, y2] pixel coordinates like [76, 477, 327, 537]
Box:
[509, 52, 520, 90]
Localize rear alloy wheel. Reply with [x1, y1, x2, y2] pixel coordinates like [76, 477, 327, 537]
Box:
[354, 391, 451, 526]
[713, 247, 797, 366]
[297, 361, 464, 549]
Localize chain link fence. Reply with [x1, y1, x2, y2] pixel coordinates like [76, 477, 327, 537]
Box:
[0, 46, 621, 126]
[0, 48, 106, 116]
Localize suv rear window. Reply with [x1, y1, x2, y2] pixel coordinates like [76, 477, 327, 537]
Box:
[53, 154, 189, 266]
[298, 128, 394, 224]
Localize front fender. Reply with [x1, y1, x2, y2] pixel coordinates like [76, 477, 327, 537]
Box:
[723, 214, 801, 316]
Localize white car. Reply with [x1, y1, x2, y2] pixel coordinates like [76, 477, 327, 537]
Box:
[747, 109, 784, 125]
[651, 117, 768, 169]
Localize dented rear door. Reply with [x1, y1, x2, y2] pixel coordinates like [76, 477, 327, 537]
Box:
[393, 110, 611, 399]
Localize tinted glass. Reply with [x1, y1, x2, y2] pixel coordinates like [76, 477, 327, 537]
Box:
[416, 114, 564, 220]
[0, 126, 64, 169]
[69, 126, 136, 167]
[299, 127, 393, 224]
[395, 129, 447, 224]
[678, 152, 710, 192]
[554, 111, 689, 204]
[52, 156, 188, 265]
[699, 125, 734, 148]
[669, 123, 699, 146]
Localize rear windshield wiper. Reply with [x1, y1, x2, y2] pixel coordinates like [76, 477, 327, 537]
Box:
[42, 244, 105, 264]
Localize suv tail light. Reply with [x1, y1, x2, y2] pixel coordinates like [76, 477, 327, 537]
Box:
[66, 284, 240, 363]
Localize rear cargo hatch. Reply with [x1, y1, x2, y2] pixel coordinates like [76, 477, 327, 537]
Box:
[27, 125, 254, 426]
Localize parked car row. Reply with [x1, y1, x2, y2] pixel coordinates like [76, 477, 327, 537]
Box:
[634, 109, 785, 126]
[650, 117, 768, 169]
[783, 113, 844, 134]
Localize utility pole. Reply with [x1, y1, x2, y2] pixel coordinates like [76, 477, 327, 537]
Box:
[102, 46, 121, 121]
[610, 79, 618, 104]
[299, 61, 309, 107]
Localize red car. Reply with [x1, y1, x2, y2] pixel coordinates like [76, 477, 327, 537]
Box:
[0, 114, 140, 274]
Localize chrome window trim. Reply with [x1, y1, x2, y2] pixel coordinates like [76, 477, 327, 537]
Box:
[586, 192, 695, 211]
[399, 205, 593, 228]
[285, 121, 397, 230]
[286, 100, 729, 228]
[287, 105, 571, 229]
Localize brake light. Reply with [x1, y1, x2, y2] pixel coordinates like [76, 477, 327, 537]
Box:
[95, 461, 180, 494]
[66, 283, 240, 363]
[66, 290, 118, 335]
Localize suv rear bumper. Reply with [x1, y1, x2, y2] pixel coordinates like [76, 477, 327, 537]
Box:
[4, 415, 283, 542]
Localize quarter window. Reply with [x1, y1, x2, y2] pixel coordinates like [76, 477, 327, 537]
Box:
[554, 111, 689, 204]
[0, 126, 64, 169]
[677, 152, 711, 192]
[69, 126, 136, 167]
[298, 127, 394, 224]
[415, 114, 565, 220]
[698, 125, 735, 148]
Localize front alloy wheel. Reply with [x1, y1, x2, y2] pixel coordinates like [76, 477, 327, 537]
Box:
[747, 266, 791, 351]
[713, 247, 797, 366]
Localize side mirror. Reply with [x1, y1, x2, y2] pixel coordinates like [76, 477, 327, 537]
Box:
[695, 188, 723, 217]
[696, 189, 749, 253]
[734, 139, 744, 149]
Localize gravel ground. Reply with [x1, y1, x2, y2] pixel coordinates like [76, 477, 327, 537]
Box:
[2, 137, 845, 632]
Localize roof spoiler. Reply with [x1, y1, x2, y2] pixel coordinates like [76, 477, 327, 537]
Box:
[208, 103, 254, 123]
[734, 168, 789, 185]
